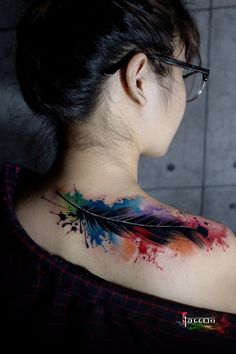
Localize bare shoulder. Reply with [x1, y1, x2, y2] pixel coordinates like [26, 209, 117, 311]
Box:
[14, 186, 236, 314]
[136, 195, 236, 314]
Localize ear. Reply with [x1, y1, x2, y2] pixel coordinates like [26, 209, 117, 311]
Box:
[123, 52, 149, 106]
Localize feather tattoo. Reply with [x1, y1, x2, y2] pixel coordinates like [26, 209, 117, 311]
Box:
[41, 184, 229, 268]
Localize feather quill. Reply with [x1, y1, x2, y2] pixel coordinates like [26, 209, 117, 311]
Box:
[41, 186, 209, 251]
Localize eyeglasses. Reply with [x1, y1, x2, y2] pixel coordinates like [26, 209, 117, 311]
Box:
[102, 50, 210, 103]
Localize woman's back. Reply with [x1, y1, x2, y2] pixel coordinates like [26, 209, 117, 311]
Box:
[13, 162, 236, 316]
[1, 161, 236, 354]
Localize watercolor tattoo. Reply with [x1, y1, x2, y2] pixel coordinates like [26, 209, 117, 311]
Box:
[41, 185, 229, 270]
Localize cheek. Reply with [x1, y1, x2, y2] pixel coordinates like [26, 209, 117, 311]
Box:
[182, 81, 187, 105]
[174, 78, 187, 114]
[169, 82, 186, 129]
[180, 84, 187, 114]
[182, 84, 187, 115]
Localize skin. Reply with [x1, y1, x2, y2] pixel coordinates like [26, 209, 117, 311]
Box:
[14, 41, 236, 314]
[43, 43, 187, 197]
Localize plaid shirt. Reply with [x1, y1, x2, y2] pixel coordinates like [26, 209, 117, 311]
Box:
[0, 161, 236, 353]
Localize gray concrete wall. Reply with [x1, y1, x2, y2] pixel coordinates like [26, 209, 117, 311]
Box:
[1, 1, 236, 232]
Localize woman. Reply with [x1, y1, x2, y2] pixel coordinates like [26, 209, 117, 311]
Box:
[0, 0, 236, 352]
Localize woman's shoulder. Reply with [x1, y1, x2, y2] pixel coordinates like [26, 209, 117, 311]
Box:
[88, 191, 236, 315]
[130, 193, 236, 314]
[14, 188, 236, 314]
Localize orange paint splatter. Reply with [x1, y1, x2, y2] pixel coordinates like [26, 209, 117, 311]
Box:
[168, 237, 198, 256]
[120, 238, 137, 261]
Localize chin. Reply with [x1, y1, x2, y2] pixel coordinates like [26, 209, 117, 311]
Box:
[142, 146, 169, 158]
[157, 148, 168, 157]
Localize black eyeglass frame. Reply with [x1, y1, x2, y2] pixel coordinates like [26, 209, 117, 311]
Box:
[102, 50, 210, 103]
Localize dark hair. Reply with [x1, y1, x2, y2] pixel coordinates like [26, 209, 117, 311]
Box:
[15, 0, 201, 173]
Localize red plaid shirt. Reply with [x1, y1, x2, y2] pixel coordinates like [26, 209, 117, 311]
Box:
[0, 161, 236, 353]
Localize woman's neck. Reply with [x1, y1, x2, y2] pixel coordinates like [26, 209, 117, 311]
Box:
[41, 142, 142, 196]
